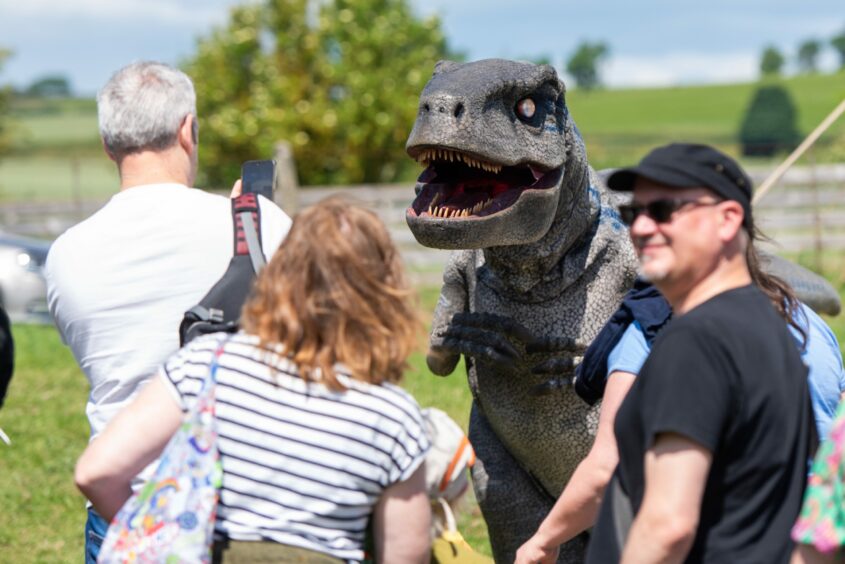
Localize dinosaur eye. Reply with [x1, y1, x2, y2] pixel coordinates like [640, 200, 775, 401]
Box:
[516, 98, 536, 119]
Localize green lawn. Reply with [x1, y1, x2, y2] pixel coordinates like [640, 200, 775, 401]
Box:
[568, 71, 845, 169]
[0, 154, 118, 202]
[3, 71, 845, 202]
[0, 324, 89, 563]
[7, 97, 100, 152]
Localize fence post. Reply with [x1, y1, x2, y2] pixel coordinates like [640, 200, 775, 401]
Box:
[808, 150, 823, 273]
[274, 141, 299, 215]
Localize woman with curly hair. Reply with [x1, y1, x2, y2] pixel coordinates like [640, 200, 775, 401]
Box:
[76, 196, 432, 563]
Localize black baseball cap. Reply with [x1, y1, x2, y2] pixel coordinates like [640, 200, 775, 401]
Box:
[607, 143, 754, 228]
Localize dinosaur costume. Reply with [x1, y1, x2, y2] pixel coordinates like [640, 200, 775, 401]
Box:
[406, 58, 636, 562]
[404, 59, 841, 562]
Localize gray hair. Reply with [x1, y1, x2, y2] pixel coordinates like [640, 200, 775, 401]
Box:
[97, 61, 197, 159]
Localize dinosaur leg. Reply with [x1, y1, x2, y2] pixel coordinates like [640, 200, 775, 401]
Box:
[469, 402, 588, 563]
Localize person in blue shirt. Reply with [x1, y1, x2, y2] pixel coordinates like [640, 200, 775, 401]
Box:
[610, 297, 845, 441]
[516, 280, 844, 564]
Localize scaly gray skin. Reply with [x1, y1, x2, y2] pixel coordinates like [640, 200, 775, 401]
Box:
[404, 58, 841, 563]
[406, 58, 638, 562]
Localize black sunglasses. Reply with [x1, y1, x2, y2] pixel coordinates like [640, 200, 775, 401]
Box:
[617, 198, 720, 226]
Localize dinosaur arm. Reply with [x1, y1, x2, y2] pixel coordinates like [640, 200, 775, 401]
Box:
[427, 257, 468, 375]
[427, 253, 536, 374]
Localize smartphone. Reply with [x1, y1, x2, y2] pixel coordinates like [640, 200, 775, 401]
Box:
[241, 159, 276, 201]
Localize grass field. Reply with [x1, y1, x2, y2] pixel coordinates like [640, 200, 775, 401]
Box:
[2, 71, 844, 201]
[0, 155, 117, 202]
[567, 71, 845, 169]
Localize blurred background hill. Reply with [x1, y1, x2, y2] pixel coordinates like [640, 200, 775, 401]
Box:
[1, 70, 843, 202]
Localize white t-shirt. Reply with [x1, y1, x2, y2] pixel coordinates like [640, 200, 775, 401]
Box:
[45, 183, 291, 442]
[161, 332, 430, 562]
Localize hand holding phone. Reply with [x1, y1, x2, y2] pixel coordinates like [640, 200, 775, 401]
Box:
[241, 159, 276, 201]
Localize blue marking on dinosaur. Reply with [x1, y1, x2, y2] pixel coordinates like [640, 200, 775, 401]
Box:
[589, 185, 625, 232]
[543, 98, 563, 133]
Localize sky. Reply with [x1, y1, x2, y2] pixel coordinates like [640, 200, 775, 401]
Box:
[0, 0, 843, 95]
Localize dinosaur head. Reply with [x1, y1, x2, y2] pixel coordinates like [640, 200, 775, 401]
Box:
[406, 59, 569, 249]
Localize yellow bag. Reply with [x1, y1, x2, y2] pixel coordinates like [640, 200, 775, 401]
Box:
[430, 499, 492, 564]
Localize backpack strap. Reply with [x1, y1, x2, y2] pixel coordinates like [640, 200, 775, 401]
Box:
[185, 305, 224, 324]
[178, 194, 267, 347]
[232, 193, 266, 274]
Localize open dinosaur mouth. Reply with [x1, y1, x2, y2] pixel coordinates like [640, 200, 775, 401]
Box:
[408, 148, 562, 219]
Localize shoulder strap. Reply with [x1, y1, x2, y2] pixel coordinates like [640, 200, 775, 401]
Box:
[231, 193, 266, 274]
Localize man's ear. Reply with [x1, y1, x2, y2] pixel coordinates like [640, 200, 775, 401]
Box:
[178, 114, 196, 155]
[717, 200, 745, 242]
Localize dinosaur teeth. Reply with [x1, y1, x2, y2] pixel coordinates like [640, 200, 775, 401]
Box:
[415, 148, 504, 174]
[428, 199, 497, 219]
[427, 204, 477, 219]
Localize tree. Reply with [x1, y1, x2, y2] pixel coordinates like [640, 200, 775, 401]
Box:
[738, 85, 801, 157]
[565, 41, 609, 90]
[797, 39, 821, 73]
[759, 46, 784, 76]
[832, 29, 845, 69]
[25, 75, 72, 98]
[186, 0, 453, 186]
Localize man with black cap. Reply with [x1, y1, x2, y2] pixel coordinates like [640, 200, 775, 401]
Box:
[585, 143, 815, 563]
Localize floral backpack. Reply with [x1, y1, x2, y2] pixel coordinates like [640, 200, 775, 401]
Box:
[97, 342, 226, 563]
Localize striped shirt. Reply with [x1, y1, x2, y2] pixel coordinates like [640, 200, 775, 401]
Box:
[160, 332, 430, 562]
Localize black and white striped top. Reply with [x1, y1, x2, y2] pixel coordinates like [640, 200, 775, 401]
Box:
[160, 332, 430, 562]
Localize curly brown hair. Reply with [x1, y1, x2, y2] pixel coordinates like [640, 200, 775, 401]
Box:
[241, 196, 421, 389]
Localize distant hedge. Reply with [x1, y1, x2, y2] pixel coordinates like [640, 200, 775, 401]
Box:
[738, 85, 801, 157]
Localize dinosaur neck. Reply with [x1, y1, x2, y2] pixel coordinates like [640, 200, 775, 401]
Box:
[482, 157, 599, 296]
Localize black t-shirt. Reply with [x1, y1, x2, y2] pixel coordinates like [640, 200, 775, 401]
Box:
[588, 285, 814, 564]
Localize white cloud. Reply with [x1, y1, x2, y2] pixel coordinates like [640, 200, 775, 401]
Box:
[601, 52, 760, 88]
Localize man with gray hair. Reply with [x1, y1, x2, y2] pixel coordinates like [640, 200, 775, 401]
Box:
[45, 61, 291, 562]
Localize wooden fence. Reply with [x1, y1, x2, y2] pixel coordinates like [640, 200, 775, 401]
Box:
[2, 164, 844, 285]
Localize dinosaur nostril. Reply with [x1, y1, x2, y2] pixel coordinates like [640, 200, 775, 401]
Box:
[454, 103, 464, 119]
[423, 103, 430, 112]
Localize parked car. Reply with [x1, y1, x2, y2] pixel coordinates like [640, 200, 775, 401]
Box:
[0, 234, 51, 323]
